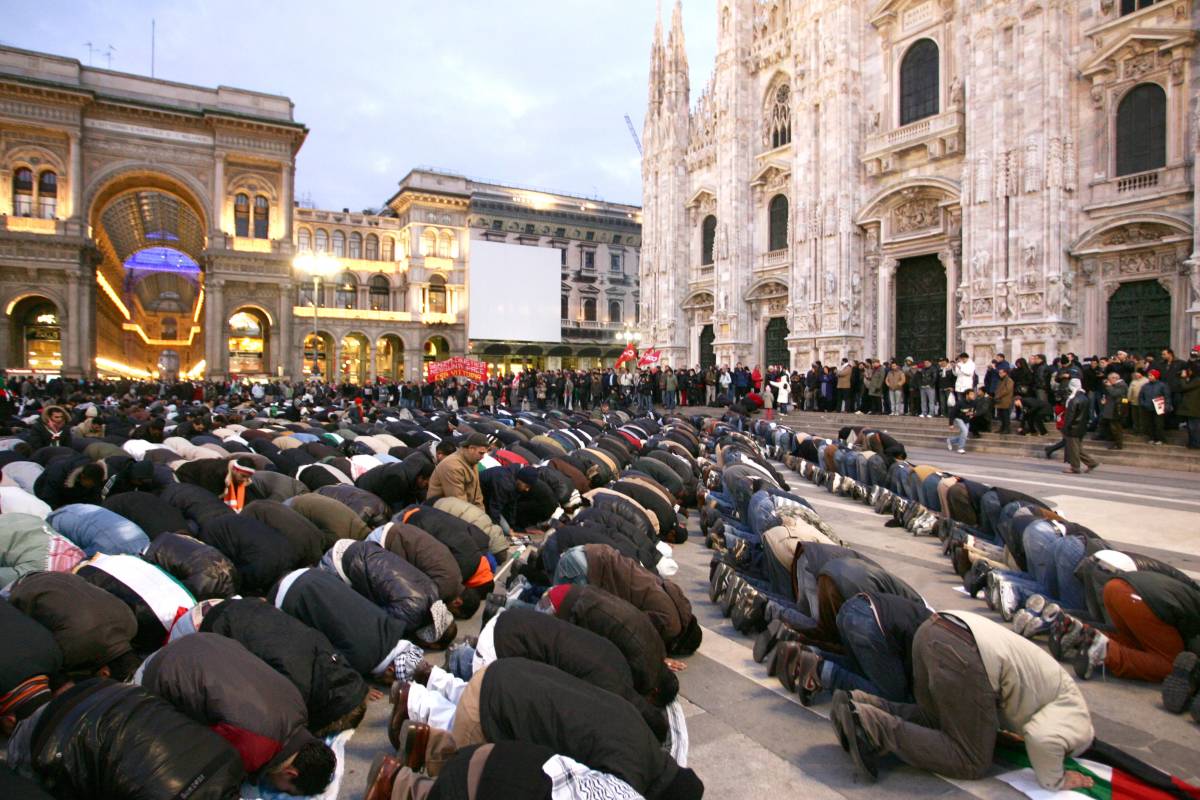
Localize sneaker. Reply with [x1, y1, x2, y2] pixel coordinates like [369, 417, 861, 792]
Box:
[956, 448, 966, 454]
[1073, 628, 1108, 680]
[996, 578, 1019, 621]
[946, 439, 954, 451]
[1024, 594, 1047, 615]
[1049, 614, 1086, 661]
[1012, 609, 1040, 638]
[1162, 652, 1200, 714]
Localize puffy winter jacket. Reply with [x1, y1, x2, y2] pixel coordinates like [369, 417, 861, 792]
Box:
[433, 496, 507, 556]
[32, 454, 103, 509]
[142, 532, 239, 599]
[47, 504, 150, 557]
[248, 470, 308, 503]
[398, 505, 491, 584]
[321, 539, 442, 637]
[556, 584, 666, 697]
[76, 554, 197, 653]
[0, 513, 84, 588]
[241, 500, 326, 567]
[24, 678, 245, 800]
[102, 490, 189, 540]
[197, 515, 299, 596]
[0, 595, 62, 695]
[572, 506, 659, 568]
[284, 492, 369, 548]
[200, 598, 367, 733]
[583, 543, 694, 649]
[315, 483, 391, 528]
[8, 571, 137, 675]
[354, 455, 429, 508]
[158, 482, 235, 530]
[372, 522, 463, 602]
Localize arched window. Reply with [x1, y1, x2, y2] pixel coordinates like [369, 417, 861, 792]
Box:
[561, 295, 569, 320]
[437, 231, 453, 258]
[701, 215, 717, 265]
[234, 193, 250, 237]
[298, 228, 312, 253]
[365, 234, 380, 260]
[608, 300, 622, 323]
[253, 196, 269, 238]
[315, 229, 329, 253]
[369, 275, 390, 310]
[335, 272, 357, 309]
[1115, 83, 1167, 177]
[332, 231, 346, 257]
[768, 194, 789, 251]
[899, 39, 939, 126]
[428, 274, 447, 313]
[12, 168, 33, 216]
[767, 84, 791, 148]
[582, 297, 597, 322]
[421, 230, 437, 256]
[349, 232, 363, 259]
[37, 171, 57, 219]
[382, 236, 395, 261]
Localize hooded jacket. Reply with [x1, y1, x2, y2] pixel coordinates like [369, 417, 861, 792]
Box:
[141, 633, 318, 778]
[25, 408, 72, 451]
[319, 540, 441, 636]
[142, 532, 239, 600]
[556, 584, 667, 697]
[32, 454, 102, 509]
[8, 570, 137, 675]
[200, 598, 366, 733]
[23, 678, 245, 800]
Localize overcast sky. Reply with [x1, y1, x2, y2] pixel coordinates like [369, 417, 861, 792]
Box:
[3, 1, 717, 211]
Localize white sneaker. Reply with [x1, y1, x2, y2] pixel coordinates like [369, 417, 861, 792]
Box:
[946, 440, 954, 451]
[997, 580, 1019, 621]
[957, 448, 966, 454]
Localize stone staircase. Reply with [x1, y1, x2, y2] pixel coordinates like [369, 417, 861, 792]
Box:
[679, 405, 1200, 473]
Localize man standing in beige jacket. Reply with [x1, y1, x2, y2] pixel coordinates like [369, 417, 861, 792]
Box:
[831, 610, 1095, 792]
[425, 433, 489, 511]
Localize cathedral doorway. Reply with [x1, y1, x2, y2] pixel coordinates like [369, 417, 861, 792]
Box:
[699, 325, 715, 370]
[894, 255, 946, 361]
[764, 317, 789, 368]
[1107, 280, 1170, 356]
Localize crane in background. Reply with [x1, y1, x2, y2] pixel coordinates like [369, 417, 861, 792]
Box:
[624, 114, 643, 157]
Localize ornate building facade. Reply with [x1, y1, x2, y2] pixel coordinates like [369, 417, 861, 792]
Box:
[640, 0, 1199, 370]
[0, 48, 640, 382]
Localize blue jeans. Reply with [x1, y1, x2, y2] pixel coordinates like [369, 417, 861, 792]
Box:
[1187, 417, 1200, 448]
[825, 594, 911, 702]
[920, 386, 937, 416]
[1022, 526, 1087, 611]
[888, 463, 914, 499]
[919, 474, 943, 511]
[948, 418, 968, 449]
[663, 390, 676, 409]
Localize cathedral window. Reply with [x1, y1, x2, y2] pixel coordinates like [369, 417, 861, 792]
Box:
[1115, 83, 1166, 176]
[701, 215, 717, 265]
[12, 168, 33, 217]
[1120, 0, 1159, 14]
[253, 195, 269, 238]
[234, 193, 250, 237]
[37, 171, 57, 219]
[899, 39, 939, 126]
[349, 232, 363, 259]
[767, 84, 792, 149]
[768, 195, 789, 251]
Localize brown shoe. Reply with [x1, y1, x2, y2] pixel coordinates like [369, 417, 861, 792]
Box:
[793, 647, 823, 706]
[397, 720, 430, 771]
[772, 641, 803, 692]
[364, 753, 401, 800]
[387, 683, 411, 750]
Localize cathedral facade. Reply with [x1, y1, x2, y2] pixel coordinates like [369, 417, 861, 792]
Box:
[639, 0, 1199, 370]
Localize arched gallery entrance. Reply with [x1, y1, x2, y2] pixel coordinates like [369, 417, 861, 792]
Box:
[228, 308, 270, 378]
[7, 296, 63, 373]
[376, 335, 405, 381]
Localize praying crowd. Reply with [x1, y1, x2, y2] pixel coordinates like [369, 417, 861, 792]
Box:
[0, 363, 1197, 800]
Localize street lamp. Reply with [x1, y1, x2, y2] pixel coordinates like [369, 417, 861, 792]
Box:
[618, 326, 642, 371]
[293, 252, 339, 379]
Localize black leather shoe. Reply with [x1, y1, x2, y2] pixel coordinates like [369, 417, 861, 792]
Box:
[962, 559, 991, 598]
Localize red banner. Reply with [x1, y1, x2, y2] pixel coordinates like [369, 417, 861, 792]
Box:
[615, 343, 638, 368]
[426, 356, 489, 382]
[637, 349, 661, 367]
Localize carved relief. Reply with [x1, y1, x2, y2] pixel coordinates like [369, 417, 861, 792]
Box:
[1123, 53, 1156, 80]
[891, 199, 939, 234]
[1020, 243, 1039, 289]
[1101, 224, 1171, 246]
[1023, 138, 1041, 193]
[970, 250, 991, 292]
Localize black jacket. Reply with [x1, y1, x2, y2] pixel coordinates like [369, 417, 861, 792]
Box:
[103, 490, 189, 540]
[201, 598, 366, 733]
[241, 500, 326, 567]
[1120, 572, 1200, 655]
[141, 633, 316, 778]
[315, 484, 391, 528]
[859, 592, 932, 699]
[0, 596, 62, 694]
[270, 568, 408, 676]
[197, 515, 299, 596]
[32, 453, 100, 509]
[25, 678, 244, 800]
[399, 506, 489, 584]
[354, 454, 429, 508]
[480, 465, 522, 526]
[159, 482, 235, 531]
[479, 658, 689, 799]
[556, 584, 666, 697]
[379, 522, 463, 602]
[142, 532, 239, 599]
[1062, 392, 1090, 439]
[324, 540, 439, 634]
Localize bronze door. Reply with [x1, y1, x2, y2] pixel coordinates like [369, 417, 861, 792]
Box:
[764, 317, 789, 368]
[1107, 279, 1170, 356]
[699, 325, 715, 370]
[894, 255, 946, 362]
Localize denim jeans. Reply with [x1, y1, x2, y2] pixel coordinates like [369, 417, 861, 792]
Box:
[920, 386, 937, 416]
[1022, 526, 1087, 611]
[552, 545, 589, 585]
[1187, 417, 1200, 448]
[888, 463, 914, 499]
[919, 474, 943, 511]
[663, 390, 676, 409]
[888, 389, 904, 414]
[828, 594, 911, 702]
[948, 418, 969, 449]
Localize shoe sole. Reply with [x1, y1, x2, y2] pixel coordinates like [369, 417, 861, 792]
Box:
[1162, 652, 1200, 714]
[830, 690, 852, 752]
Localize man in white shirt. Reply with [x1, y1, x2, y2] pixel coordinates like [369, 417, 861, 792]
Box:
[953, 352, 977, 406]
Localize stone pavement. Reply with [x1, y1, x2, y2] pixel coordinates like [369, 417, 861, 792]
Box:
[336, 435, 1200, 800]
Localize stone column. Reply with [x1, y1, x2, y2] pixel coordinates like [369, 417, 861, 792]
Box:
[938, 249, 959, 356]
[64, 268, 81, 377]
[279, 162, 293, 242]
[278, 283, 293, 379]
[78, 259, 96, 377]
[212, 153, 225, 235]
[68, 132, 83, 223]
[205, 278, 225, 380]
[876, 257, 897, 359]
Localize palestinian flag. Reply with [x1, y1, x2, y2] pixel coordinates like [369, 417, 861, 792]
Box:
[995, 739, 1200, 800]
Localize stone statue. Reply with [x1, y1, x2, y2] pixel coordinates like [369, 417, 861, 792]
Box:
[1046, 274, 1062, 316]
[825, 268, 837, 297]
[949, 77, 964, 108]
[1061, 268, 1075, 313]
[717, 224, 729, 259]
[957, 289, 970, 322]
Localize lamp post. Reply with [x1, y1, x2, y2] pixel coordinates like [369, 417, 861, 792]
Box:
[292, 252, 339, 380]
[619, 327, 642, 371]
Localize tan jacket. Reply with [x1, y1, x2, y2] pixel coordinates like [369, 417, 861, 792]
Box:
[954, 611, 1094, 790]
[994, 376, 1015, 409]
[426, 451, 484, 510]
[837, 364, 853, 389]
[885, 369, 907, 390]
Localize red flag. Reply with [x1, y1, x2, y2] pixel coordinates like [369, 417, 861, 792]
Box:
[637, 349, 661, 367]
[615, 343, 637, 367]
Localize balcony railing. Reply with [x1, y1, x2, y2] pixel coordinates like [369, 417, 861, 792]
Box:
[862, 109, 964, 168]
[562, 320, 625, 330]
[1086, 165, 1189, 211]
[1116, 170, 1159, 193]
[760, 248, 789, 269]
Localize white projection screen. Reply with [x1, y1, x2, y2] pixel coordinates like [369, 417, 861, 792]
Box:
[467, 239, 562, 343]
